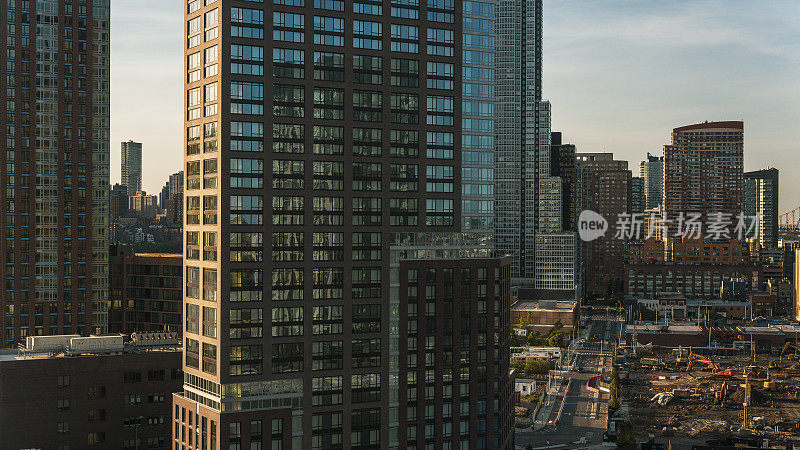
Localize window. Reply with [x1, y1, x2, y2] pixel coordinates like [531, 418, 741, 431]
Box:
[272, 196, 304, 226]
[353, 20, 382, 50]
[426, 199, 454, 226]
[352, 303, 381, 331]
[313, 51, 345, 82]
[354, 2, 382, 16]
[353, 54, 382, 85]
[273, 123, 305, 154]
[313, 125, 344, 155]
[353, 163, 382, 191]
[272, 268, 304, 301]
[312, 305, 343, 334]
[230, 345, 263, 376]
[123, 371, 142, 383]
[353, 127, 382, 157]
[273, 48, 305, 79]
[186, 338, 200, 369]
[272, 343, 304, 373]
[313, 161, 344, 191]
[427, 28, 454, 56]
[312, 376, 342, 406]
[313, 196, 344, 226]
[273, 12, 305, 43]
[230, 309, 263, 339]
[314, 16, 344, 46]
[390, 58, 419, 88]
[58, 375, 70, 388]
[313, 341, 343, 370]
[202, 342, 217, 375]
[390, 164, 419, 192]
[271, 307, 304, 337]
[312, 232, 344, 261]
[316, 0, 344, 10]
[273, 160, 305, 190]
[390, 24, 419, 53]
[353, 90, 382, 122]
[202, 306, 217, 338]
[351, 373, 381, 403]
[313, 87, 344, 120]
[352, 339, 381, 368]
[273, 84, 305, 118]
[353, 197, 381, 226]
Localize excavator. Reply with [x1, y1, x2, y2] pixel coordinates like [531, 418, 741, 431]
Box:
[780, 342, 800, 362]
[687, 353, 732, 376]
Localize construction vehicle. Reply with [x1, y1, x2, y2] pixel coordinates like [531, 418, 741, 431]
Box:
[687, 354, 732, 376]
[715, 381, 728, 405]
[674, 346, 690, 364]
[780, 342, 800, 361]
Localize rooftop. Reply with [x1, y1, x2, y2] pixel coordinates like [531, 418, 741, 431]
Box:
[512, 300, 577, 312]
[0, 332, 181, 362]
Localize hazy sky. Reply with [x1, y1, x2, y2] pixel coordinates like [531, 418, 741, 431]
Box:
[110, 0, 800, 212]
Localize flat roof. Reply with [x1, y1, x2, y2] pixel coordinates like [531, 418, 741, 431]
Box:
[626, 324, 703, 334]
[512, 300, 577, 312]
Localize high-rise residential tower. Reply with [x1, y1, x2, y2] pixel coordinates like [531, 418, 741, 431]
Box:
[663, 121, 744, 226]
[576, 153, 632, 295]
[496, 0, 576, 290]
[121, 140, 143, 194]
[631, 177, 645, 215]
[550, 132, 577, 231]
[744, 168, 779, 249]
[174, 2, 513, 449]
[0, 0, 111, 345]
[638, 152, 663, 210]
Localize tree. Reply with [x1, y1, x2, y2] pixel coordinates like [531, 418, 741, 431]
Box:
[519, 312, 532, 330]
[547, 332, 565, 348]
[524, 358, 550, 376]
[615, 421, 636, 450]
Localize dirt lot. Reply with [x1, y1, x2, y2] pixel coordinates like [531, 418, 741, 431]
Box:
[623, 351, 800, 442]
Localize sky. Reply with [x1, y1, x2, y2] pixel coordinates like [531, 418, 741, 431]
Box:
[110, 0, 800, 212]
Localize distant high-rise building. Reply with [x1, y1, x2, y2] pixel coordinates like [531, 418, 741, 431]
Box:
[169, 171, 184, 197]
[121, 140, 143, 194]
[744, 168, 779, 249]
[576, 153, 632, 294]
[0, 0, 110, 344]
[631, 177, 645, 215]
[111, 183, 130, 220]
[663, 121, 744, 230]
[496, 0, 576, 290]
[129, 191, 158, 220]
[159, 182, 171, 210]
[174, 2, 514, 449]
[639, 153, 663, 210]
[551, 132, 577, 231]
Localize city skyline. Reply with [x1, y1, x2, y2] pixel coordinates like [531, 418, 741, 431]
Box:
[111, 0, 800, 212]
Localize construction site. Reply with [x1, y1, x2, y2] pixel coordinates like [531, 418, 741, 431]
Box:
[620, 341, 800, 446]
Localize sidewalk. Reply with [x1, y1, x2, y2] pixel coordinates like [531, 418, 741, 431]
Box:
[534, 379, 568, 430]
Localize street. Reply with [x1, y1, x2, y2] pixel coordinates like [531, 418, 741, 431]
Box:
[515, 318, 620, 449]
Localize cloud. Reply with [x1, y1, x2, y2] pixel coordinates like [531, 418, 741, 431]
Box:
[543, 0, 800, 212]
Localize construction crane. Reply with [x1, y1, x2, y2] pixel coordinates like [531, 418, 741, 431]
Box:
[779, 207, 800, 232]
